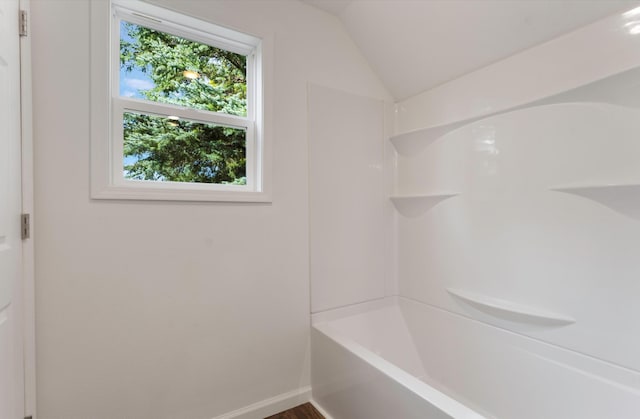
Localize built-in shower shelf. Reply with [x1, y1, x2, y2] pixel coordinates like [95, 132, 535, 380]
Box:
[390, 120, 470, 156]
[390, 103, 523, 155]
[447, 288, 576, 326]
[391, 69, 640, 157]
[390, 193, 458, 217]
[551, 183, 640, 220]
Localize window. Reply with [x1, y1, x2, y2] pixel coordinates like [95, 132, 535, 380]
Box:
[90, 0, 269, 202]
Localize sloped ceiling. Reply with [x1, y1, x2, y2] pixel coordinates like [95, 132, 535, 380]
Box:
[302, 0, 639, 100]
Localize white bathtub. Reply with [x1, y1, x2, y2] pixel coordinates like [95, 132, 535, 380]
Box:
[311, 297, 640, 419]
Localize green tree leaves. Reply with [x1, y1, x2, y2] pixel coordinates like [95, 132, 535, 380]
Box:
[120, 22, 248, 184]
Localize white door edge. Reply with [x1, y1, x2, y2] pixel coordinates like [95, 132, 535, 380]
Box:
[19, 0, 36, 416]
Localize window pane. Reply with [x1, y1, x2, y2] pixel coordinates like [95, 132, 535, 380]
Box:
[123, 112, 247, 185]
[120, 21, 248, 117]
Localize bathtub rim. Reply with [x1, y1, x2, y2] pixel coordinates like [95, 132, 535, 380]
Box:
[311, 296, 398, 324]
[312, 316, 490, 419]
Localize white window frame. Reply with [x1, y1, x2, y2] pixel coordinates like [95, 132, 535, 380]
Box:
[90, 0, 270, 202]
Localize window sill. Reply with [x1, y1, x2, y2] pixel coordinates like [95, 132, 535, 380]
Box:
[91, 184, 271, 203]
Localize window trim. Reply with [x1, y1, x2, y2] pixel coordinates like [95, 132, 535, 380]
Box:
[90, 0, 270, 202]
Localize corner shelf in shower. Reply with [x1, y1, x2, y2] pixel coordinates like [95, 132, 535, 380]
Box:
[447, 288, 576, 327]
[390, 119, 470, 156]
[390, 105, 520, 156]
[391, 69, 640, 157]
[550, 183, 640, 220]
[390, 193, 458, 217]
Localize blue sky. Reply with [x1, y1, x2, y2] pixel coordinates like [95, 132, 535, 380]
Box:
[119, 21, 155, 99]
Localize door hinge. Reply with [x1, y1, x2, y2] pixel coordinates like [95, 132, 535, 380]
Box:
[19, 10, 27, 37]
[21, 214, 30, 240]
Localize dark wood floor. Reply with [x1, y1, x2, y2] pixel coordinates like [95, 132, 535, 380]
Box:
[265, 402, 325, 419]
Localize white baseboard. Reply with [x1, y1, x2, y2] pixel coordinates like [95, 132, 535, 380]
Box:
[211, 386, 311, 419]
[309, 399, 334, 419]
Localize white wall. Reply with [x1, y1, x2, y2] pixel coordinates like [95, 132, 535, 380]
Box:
[31, 1, 388, 418]
[308, 85, 394, 313]
[395, 6, 640, 133]
[392, 7, 640, 377]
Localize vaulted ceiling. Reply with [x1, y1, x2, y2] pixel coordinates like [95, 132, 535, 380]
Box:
[302, 0, 639, 100]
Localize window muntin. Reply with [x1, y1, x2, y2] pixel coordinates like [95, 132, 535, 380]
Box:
[109, 2, 261, 193]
